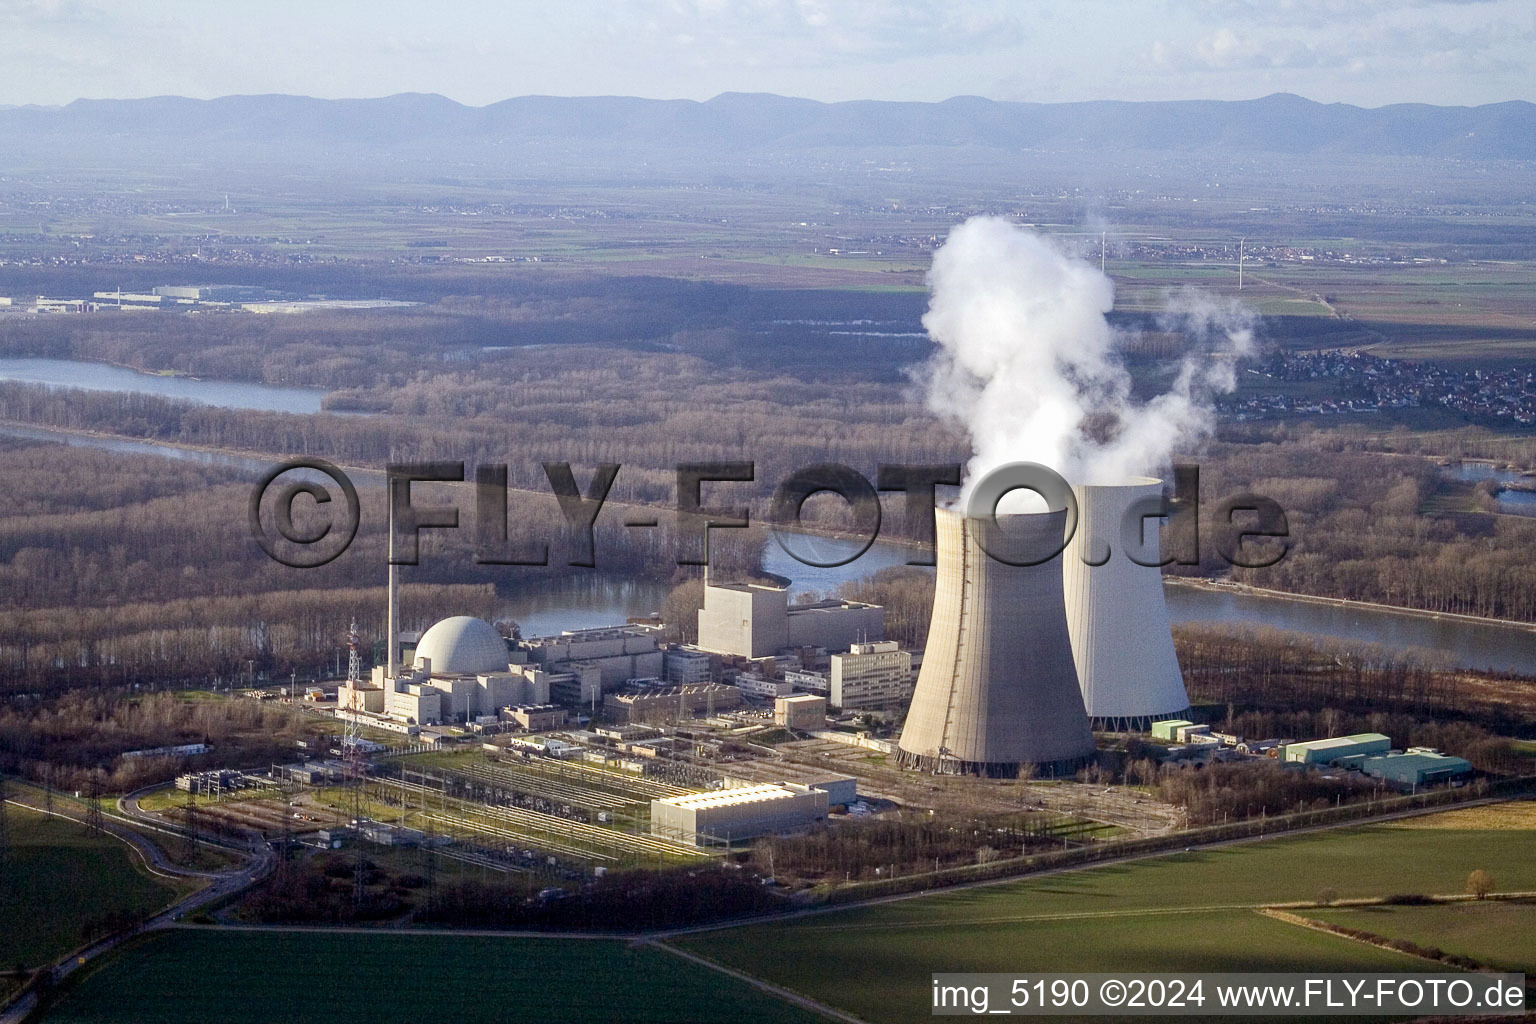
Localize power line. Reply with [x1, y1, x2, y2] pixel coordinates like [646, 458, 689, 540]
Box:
[84, 774, 104, 835]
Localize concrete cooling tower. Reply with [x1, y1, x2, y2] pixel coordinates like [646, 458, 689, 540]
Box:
[897, 508, 1096, 777]
[1062, 479, 1191, 731]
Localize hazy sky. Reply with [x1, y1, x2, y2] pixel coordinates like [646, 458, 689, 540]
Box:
[1, 0, 1531, 108]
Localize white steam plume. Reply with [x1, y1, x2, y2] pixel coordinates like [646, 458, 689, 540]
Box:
[918, 217, 1254, 497]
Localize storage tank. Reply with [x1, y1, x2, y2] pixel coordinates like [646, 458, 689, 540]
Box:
[897, 507, 1095, 777]
[1061, 479, 1191, 730]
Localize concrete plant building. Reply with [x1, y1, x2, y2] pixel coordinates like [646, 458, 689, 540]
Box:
[352, 615, 551, 726]
[650, 783, 829, 846]
[775, 693, 828, 731]
[663, 647, 714, 684]
[829, 640, 913, 710]
[897, 509, 1096, 777]
[603, 683, 742, 723]
[518, 626, 663, 688]
[735, 674, 797, 699]
[1062, 479, 1192, 730]
[504, 704, 568, 731]
[696, 582, 883, 659]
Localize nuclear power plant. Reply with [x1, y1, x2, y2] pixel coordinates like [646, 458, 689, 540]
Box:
[1063, 479, 1191, 731]
[897, 507, 1097, 777]
[898, 478, 1191, 777]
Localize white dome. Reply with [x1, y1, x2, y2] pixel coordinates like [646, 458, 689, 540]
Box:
[412, 616, 510, 676]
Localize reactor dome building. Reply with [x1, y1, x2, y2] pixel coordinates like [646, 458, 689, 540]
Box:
[897, 507, 1096, 777]
[1062, 479, 1191, 731]
[411, 616, 516, 677]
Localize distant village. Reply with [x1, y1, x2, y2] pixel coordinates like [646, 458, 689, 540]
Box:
[1228, 349, 1536, 427]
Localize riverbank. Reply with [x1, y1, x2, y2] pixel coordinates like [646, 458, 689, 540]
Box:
[1166, 576, 1536, 636]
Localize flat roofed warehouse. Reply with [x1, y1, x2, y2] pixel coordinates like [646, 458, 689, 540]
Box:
[1360, 750, 1472, 789]
[650, 783, 829, 846]
[1283, 733, 1391, 765]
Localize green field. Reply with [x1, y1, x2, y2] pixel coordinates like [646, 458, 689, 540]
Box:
[1307, 900, 1536, 975]
[690, 910, 1426, 1024]
[20, 806, 1536, 1024]
[678, 820, 1536, 1024]
[40, 929, 823, 1024]
[0, 807, 180, 971]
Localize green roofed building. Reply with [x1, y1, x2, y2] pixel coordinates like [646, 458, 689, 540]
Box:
[1359, 749, 1472, 790]
[1150, 719, 1194, 742]
[1282, 733, 1391, 765]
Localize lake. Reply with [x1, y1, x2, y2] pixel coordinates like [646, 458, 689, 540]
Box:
[1443, 460, 1536, 517]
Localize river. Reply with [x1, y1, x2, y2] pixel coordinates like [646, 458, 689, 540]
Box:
[2, 417, 1533, 677]
[496, 534, 1536, 677]
[0, 357, 331, 413]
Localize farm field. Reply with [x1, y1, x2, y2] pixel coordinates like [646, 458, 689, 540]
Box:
[37, 929, 824, 1024]
[1377, 798, 1536, 829]
[0, 807, 179, 974]
[688, 910, 1429, 1024]
[1307, 900, 1536, 975]
[678, 808, 1536, 1024]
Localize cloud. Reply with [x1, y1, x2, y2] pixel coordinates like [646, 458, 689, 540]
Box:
[0, 0, 105, 26]
[1168, 0, 1506, 30]
[641, 0, 1030, 65]
[1148, 8, 1532, 83]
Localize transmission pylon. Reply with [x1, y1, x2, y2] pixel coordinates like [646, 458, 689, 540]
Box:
[344, 619, 367, 910]
[85, 775, 104, 834]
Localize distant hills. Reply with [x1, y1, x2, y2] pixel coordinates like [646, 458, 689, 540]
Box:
[2, 92, 1531, 176]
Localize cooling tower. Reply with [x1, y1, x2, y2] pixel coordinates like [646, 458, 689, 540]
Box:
[897, 508, 1096, 777]
[1062, 479, 1191, 731]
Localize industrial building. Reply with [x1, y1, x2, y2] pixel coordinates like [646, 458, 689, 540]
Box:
[122, 742, 210, 759]
[1151, 719, 1194, 742]
[1283, 733, 1392, 765]
[734, 674, 797, 699]
[174, 769, 243, 794]
[783, 668, 829, 694]
[603, 683, 743, 723]
[93, 291, 164, 308]
[1237, 738, 1287, 756]
[539, 663, 605, 708]
[829, 640, 913, 710]
[663, 647, 715, 684]
[1063, 479, 1192, 730]
[518, 626, 663, 688]
[503, 704, 568, 731]
[154, 284, 273, 302]
[340, 615, 550, 726]
[775, 693, 828, 731]
[803, 773, 857, 807]
[696, 581, 883, 659]
[650, 783, 829, 845]
[1358, 749, 1472, 790]
[898, 508, 1096, 777]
